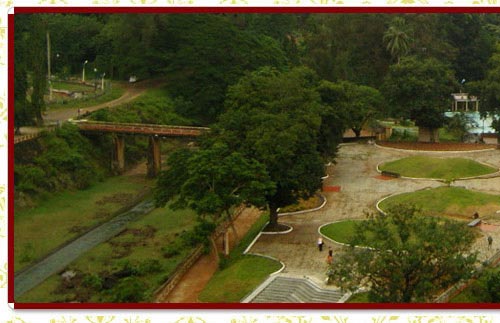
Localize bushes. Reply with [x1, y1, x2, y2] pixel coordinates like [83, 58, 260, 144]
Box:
[14, 124, 108, 202]
[88, 88, 195, 126]
[59, 259, 163, 303]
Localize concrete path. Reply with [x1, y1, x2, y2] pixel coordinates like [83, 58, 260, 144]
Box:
[14, 199, 155, 299]
[248, 143, 500, 290]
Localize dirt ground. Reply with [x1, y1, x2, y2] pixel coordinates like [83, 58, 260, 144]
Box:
[155, 207, 262, 303]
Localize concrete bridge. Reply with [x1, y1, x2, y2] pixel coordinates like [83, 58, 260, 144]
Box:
[74, 120, 209, 177]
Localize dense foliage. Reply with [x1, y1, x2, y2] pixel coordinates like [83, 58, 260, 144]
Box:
[14, 124, 107, 203]
[327, 204, 478, 302]
[15, 13, 500, 129]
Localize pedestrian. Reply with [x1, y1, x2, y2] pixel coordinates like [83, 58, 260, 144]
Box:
[327, 248, 333, 265]
[317, 236, 324, 251]
[488, 236, 493, 249]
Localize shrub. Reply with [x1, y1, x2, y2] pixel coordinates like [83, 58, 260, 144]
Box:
[162, 239, 182, 258]
[487, 271, 500, 302]
[82, 273, 103, 290]
[110, 276, 146, 302]
[136, 259, 162, 275]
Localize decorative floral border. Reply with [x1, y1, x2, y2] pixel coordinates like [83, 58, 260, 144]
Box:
[2, 1, 500, 321]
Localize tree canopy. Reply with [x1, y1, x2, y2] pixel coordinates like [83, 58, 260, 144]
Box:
[211, 67, 327, 228]
[328, 204, 478, 302]
[382, 57, 457, 129]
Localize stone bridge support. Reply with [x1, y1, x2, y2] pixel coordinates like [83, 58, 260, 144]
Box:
[111, 135, 125, 174]
[147, 136, 162, 178]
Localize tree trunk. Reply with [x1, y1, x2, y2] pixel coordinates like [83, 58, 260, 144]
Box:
[209, 236, 220, 264]
[269, 204, 279, 228]
[227, 212, 239, 241]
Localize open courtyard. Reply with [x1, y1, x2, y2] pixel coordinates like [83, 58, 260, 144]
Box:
[245, 143, 500, 301]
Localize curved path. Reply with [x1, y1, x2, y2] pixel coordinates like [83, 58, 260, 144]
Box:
[248, 144, 500, 287]
[15, 79, 165, 138]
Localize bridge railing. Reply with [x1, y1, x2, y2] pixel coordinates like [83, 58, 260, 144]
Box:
[71, 120, 210, 131]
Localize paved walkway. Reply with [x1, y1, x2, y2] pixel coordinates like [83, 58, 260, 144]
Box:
[248, 143, 500, 290]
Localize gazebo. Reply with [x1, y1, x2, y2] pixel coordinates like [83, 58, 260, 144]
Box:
[451, 93, 479, 112]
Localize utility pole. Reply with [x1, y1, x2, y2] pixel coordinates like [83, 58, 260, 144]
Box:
[46, 30, 52, 101]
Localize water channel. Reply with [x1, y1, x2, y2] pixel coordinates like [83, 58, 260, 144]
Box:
[14, 199, 156, 299]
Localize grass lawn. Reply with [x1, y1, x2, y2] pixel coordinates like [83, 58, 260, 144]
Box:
[346, 292, 371, 303]
[378, 187, 500, 220]
[52, 81, 95, 92]
[198, 213, 282, 303]
[320, 220, 359, 244]
[14, 173, 154, 273]
[47, 83, 124, 111]
[379, 156, 497, 181]
[198, 255, 282, 303]
[17, 204, 198, 303]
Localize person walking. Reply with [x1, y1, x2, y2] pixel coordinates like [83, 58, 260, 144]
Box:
[488, 236, 493, 249]
[317, 236, 324, 251]
[326, 248, 333, 265]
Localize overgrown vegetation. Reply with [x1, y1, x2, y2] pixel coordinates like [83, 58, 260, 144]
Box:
[14, 173, 154, 272]
[17, 204, 199, 303]
[88, 87, 195, 126]
[451, 267, 500, 303]
[14, 124, 108, 204]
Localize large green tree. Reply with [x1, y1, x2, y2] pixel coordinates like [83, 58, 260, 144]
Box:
[215, 67, 327, 229]
[302, 14, 391, 87]
[382, 57, 457, 140]
[317, 81, 383, 138]
[328, 204, 477, 303]
[162, 14, 288, 125]
[155, 143, 275, 261]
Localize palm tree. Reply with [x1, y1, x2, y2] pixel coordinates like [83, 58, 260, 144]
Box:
[383, 17, 412, 65]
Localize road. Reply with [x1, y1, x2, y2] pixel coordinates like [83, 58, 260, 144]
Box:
[15, 78, 165, 138]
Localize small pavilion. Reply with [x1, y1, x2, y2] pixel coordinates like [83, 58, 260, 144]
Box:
[450, 93, 479, 112]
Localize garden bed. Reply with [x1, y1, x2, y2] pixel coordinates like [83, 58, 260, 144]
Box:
[377, 141, 497, 151]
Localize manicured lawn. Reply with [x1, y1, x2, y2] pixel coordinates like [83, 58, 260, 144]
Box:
[346, 292, 371, 303]
[17, 205, 198, 303]
[14, 173, 154, 273]
[378, 187, 500, 220]
[198, 213, 282, 303]
[379, 156, 497, 181]
[198, 255, 282, 303]
[320, 220, 358, 244]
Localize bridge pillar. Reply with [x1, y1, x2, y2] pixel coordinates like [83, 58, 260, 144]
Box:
[147, 135, 161, 178]
[111, 135, 125, 174]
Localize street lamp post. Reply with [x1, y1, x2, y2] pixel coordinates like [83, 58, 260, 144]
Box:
[82, 60, 88, 83]
[94, 68, 98, 92]
[101, 73, 106, 92]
